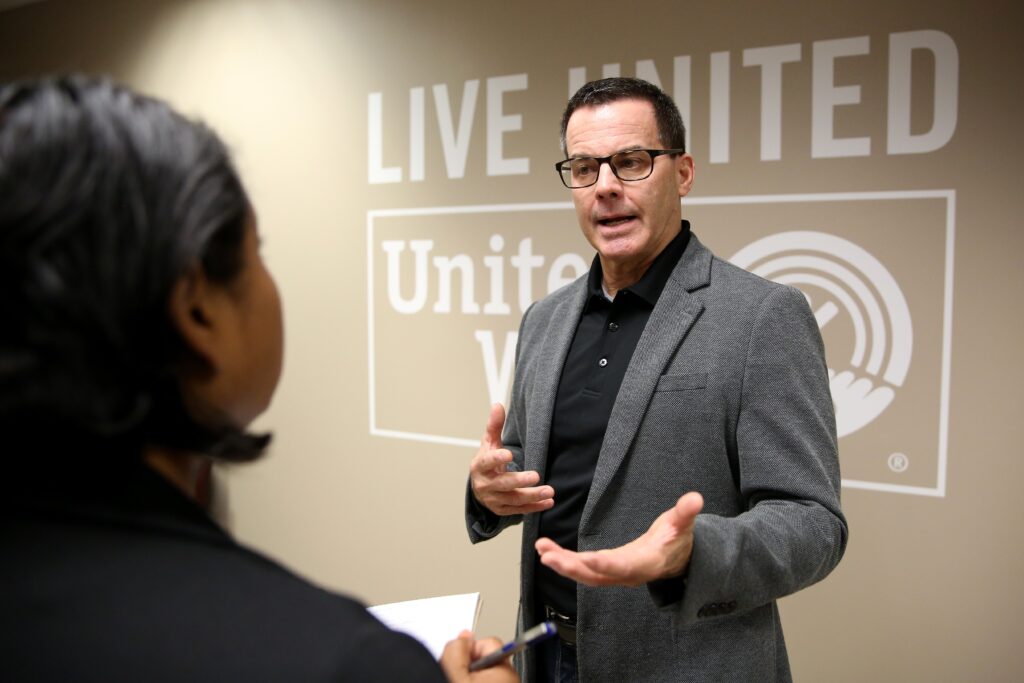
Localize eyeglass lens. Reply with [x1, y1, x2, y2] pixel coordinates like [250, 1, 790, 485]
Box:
[563, 150, 654, 187]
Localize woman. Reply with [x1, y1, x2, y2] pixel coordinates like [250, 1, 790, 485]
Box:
[0, 75, 514, 683]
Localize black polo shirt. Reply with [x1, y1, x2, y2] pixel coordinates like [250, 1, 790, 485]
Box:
[536, 221, 691, 618]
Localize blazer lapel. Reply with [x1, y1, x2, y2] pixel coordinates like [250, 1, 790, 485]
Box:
[580, 234, 714, 533]
[523, 279, 589, 480]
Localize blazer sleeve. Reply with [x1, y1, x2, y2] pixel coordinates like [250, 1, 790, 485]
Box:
[465, 302, 535, 543]
[649, 284, 848, 624]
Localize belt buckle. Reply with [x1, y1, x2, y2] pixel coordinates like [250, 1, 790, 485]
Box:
[543, 605, 577, 644]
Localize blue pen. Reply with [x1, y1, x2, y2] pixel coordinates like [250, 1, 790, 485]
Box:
[468, 621, 558, 672]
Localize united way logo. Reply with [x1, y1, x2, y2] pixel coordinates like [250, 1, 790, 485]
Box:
[730, 231, 913, 438]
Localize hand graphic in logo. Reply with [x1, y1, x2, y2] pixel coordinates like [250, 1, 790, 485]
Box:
[731, 231, 913, 439]
[827, 369, 895, 438]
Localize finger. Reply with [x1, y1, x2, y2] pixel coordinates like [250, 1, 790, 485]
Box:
[439, 632, 474, 680]
[537, 546, 618, 586]
[672, 491, 704, 531]
[486, 472, 545, 493]
[537, 537, 645, 586]
[493, 498, 555, 515]
[489, 484, 554, 507]
[472, 470, 542, 498]
[471, 448, 514, 476]
[572, 549, 638, 583]
[536, 539, 601, 578]
[479, 483, 553, 516]
[489, 487, 555, 515]
[472, 635, 504, 659]
[480, 403, 506, 450]
[534, 537, 563, 555]
[475, 480, 553, 517]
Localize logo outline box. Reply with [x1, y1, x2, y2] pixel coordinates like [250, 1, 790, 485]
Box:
[366, 190, 955, 498]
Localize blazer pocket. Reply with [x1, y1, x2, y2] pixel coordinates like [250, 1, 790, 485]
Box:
[655, 372, 708, 392]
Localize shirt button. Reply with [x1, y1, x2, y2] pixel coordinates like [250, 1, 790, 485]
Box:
[598, 358, 608, 367]
[608, 322, 619, 331]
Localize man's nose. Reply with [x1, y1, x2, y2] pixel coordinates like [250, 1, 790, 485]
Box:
[593, 160, 623, 196]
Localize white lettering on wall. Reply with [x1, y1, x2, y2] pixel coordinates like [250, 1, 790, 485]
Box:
[434, 80, 479, 179]
[371, 30, 960, 182]
[486, 74, 530, 176]
[510, 238, 544, 312]
[709, 51, 731, 163]
[382, 237, 587, 315]
[382, 239, 433, 312]
[635, 59, 660, 89]
[743, 43, 802, 161]
[673, 56, 692, 152]
[368, 76, 529, 182]
[888, 30, 959, 154]
[569, 57, 692, 151]
[474, 330, 518, 406]
[368, 92, 402, 183]
[567, 63, 626, 96]
[432, 253, 479, 314]
[409, 87, 425, 182]
[547, 253, 589, 293]
[568, 66, 586, 98]
[812, 36, 872, 158]
[483, 234, 512, 314]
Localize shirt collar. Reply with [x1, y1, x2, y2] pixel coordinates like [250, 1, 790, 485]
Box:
[585, 220, 692, 309]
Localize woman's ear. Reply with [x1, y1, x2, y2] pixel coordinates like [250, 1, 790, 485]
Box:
[168, 268, 228, 374]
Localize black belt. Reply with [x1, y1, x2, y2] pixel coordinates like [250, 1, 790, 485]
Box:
[543, 605, 577, 644]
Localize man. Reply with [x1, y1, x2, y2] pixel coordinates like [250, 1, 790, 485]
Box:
[465, 77, 847, 682]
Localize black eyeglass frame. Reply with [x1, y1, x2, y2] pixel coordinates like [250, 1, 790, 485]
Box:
[554, 148, 685, 189]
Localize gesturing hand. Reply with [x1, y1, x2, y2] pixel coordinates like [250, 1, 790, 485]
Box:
[535, 492, 704, 586]
[469, 404, 554, 516]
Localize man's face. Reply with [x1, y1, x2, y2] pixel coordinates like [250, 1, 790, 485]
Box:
[564, 99, 694, 276]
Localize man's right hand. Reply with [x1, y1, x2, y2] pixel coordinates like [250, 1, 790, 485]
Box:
[470, 404, 554, 516]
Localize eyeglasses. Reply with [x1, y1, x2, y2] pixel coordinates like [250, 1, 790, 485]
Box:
[554, 149, 684, 189]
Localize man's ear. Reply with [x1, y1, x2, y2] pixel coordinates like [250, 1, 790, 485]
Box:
[168, 269, 225, 373]
[676, 153, 695, 198]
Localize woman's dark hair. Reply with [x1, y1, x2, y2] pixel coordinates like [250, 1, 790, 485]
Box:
[559, 77, 687, 155]
[0, 75, 269, 462]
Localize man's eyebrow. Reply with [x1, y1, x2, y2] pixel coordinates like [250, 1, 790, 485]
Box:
[569, 145, 646, 159]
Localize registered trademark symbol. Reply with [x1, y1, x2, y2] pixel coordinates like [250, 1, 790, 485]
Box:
[888, 452, 909, 473]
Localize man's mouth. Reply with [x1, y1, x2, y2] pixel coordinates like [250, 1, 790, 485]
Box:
[597, 215, 636, 227]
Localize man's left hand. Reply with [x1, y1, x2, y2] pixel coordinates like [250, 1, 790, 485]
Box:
[535, 491, 704, 587]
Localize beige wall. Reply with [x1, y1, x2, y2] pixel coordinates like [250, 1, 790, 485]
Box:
[2, 0, 1022, 679]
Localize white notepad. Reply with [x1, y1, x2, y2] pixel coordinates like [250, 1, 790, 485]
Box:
[368, 592, 482, 660]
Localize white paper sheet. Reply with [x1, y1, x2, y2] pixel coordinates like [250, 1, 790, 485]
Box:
[368, 592, 482, 660]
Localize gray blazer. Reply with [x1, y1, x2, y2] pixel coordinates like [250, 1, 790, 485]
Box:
[467, 233, 847, 682]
